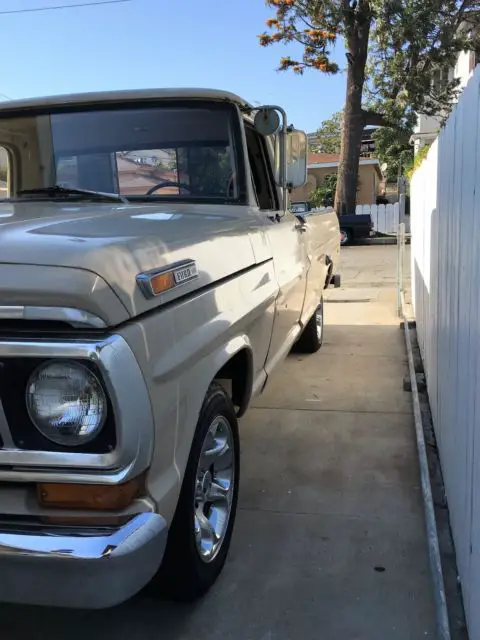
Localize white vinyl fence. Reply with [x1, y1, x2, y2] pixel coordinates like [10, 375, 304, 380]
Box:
[310, 201, 404, 235]
[355, 202, 399, 234]
[411, 65, 480, 639]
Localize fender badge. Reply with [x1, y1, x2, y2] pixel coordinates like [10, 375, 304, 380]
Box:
[137, 260, 198, 299]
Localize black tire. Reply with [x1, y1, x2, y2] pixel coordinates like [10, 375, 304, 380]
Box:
[154, 382, 240, 602]
[340, 228, 350, 246]
[296, 297, 324, 353]
[331, 274, 341, 288]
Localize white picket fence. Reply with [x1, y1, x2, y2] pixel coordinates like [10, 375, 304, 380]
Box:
[411, 65, 480, 639]
[310, 202, 401, 235]
[355, 203, 399, 234]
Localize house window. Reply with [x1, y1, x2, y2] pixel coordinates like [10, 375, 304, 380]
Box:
[0, 147, 10, 198]
[432, 68, 443, 93]
[470, 50, 478, 73]
[432, 66, 454, 94]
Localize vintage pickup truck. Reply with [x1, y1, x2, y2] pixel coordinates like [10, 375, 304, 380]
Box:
[0, 88, 340, 608]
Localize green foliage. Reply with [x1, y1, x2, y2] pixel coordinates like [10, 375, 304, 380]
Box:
[259, 1, 341, 74]
[372, 126, 413, 182]
[159, 149, 177, 172]
[313, 111, 343, 153]
[0, 165, 7, 182]
[309, 173, 337, 207]
[405, 144, 432, 181]
[259, 0, 479, 213]
[366, 3, 480, 127]
[259, 0, 480, 128]
[180, 147, 232, 196]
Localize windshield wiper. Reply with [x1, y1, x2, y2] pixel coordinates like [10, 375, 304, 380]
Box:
[16, 185, 128, 203]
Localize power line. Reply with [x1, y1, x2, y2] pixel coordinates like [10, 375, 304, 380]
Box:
[0, 0, 133, 15]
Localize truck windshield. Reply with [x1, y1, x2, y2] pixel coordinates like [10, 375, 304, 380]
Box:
[0, 103, 241, 203]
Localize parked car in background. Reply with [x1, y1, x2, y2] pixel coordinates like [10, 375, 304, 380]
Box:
[338, 213, 375, 245]
[0, 88, 340, 609]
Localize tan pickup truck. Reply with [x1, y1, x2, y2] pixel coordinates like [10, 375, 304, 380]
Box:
[0, 88, 340, 608]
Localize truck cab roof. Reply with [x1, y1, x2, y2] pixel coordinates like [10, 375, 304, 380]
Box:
[0, 88, 253, 114]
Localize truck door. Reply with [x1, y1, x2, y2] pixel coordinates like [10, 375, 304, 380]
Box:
[244, 125, 308, 375]
[299, 210, 336, 327]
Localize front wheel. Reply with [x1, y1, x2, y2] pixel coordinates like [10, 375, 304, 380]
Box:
[295, 297, 324, 353]
[154, 382, 239, 602]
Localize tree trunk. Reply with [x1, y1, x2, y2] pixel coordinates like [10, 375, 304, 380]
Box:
[335, 9, 372, 216]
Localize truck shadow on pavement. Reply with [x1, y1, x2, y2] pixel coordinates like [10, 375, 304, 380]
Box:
[0, 596, 203, 640]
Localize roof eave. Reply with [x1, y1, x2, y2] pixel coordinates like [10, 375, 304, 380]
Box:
[307, 158, 382, 170]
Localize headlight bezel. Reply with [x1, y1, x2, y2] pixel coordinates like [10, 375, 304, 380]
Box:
[25, 359, 108, 448]
[0, 356, 116, 454]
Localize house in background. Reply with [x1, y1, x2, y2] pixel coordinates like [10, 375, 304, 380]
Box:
[411, 18, 479, 153]
[291, 152, 384, 205]
[307, 127, 378, 157]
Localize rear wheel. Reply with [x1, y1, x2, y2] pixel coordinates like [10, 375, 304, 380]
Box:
[340, 228, 350, 245]
[296, 297, 324, 353]
[154, 383, 239, 601]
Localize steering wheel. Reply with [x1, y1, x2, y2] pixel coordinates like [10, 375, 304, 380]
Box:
[146, 180, 192, 195]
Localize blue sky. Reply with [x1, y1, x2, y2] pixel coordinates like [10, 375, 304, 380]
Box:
[0, 0, 346, 132]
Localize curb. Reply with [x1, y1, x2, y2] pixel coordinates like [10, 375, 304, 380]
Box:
[353, 236, 411, 246]
[401, 306, 451, 640]
[359, 237, 397, 245]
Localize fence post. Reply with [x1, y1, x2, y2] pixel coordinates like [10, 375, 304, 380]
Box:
[399, 192, 410, 234]
[397, 222, 406, 316]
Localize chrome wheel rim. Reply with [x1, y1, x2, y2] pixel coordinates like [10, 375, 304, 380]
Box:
[340, 230, 348, 245]
[316, 302, 323, 340]
[194, 415, 235, 563]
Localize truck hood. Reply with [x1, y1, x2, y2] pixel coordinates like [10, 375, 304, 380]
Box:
[0, 200, 261, 324]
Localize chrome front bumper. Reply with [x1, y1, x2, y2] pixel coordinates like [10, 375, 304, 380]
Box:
[0, 512, 168, 609]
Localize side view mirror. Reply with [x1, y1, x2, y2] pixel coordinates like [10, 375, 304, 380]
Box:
[252, 105, 308, 209]
[285, 129, 308, 188]
[272, 128, 308, 189]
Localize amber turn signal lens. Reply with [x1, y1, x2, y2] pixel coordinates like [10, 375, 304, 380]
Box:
[37, 474, 145, 511]
[150, 271, 175, 295]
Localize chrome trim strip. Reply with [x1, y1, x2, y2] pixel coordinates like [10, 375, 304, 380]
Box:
[0, 306, 107, 329]
[0, 335, 154, 484]
[0, 512, 162, 558]
[0, 400, 15, 449]
[0, 306, 23, 320]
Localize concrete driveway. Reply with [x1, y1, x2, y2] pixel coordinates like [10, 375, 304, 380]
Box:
[0, 245, 435, 640]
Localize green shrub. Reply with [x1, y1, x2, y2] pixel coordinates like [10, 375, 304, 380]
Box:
[406, 144, 431, 181]
[309, 173, 337, 207]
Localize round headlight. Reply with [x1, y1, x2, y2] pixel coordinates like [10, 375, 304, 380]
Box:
[26, 361, 107, 446]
